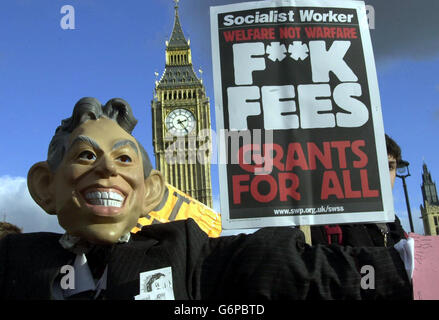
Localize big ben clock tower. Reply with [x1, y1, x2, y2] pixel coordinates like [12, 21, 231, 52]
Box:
[151, 0, 213, 208]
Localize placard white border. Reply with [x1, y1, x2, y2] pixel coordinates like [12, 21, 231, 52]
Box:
[210, 0, 394, 230]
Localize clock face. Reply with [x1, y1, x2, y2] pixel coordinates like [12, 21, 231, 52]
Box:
[165, 108, 196, 136]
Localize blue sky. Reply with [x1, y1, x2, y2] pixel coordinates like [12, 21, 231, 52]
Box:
[0, 0, 438, 235]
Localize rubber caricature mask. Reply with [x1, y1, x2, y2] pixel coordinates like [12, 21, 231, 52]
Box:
[27, 99, 165, 244]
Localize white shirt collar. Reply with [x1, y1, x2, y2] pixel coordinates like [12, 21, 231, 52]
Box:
[54, 232, 130, 299]
[59, 232, 131, 255]
[63, 253, 108, 299]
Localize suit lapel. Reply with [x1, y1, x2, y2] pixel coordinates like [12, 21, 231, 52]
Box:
[29, 235, 75, 299]
[105, 237, 160, 300]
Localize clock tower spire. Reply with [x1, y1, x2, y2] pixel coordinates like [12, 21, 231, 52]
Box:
[420, 162, 439, 235]
[151, 1, 213, 208]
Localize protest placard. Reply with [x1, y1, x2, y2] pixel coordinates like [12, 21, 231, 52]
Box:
[210, 0, 394, 229]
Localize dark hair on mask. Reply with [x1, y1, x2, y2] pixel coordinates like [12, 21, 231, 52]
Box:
[47, 97, 153, 178]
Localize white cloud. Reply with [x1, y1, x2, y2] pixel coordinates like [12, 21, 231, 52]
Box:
[0, 176, 64, 234]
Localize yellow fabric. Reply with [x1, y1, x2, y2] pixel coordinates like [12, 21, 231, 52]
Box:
[132, 183, 222, 237]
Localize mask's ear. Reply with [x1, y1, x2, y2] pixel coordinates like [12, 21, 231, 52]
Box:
[142, 169, 166, 216]
[27, 162, 57, 215]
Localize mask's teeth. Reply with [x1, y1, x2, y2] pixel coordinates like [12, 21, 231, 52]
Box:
[85, 191, 125, 202]
[109, 192, 124, 201]
[88, 199, 123, 208]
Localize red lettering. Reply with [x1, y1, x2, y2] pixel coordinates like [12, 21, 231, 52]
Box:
[279, 172, 301, 201]
[223, 31, 235, 42]
[304, 27, 316, 38]
[285, 142, 309, 171]
[253, 28, 261, 40]
[238, 144, 259, 173]
[279, 27, 301, 39]
[268, 27, 275, 39]
[235, 30, 245, 41]
[360, 169, 379, 198]
[261, 144, 284, 172]
[343, 27, 352, 39]
[222, 28, 276, 42]
[336, 27, 344, 38]
[330, 141, 350, 169]
[232, 174, 250, 204]
[250, 175, 278, 203]
[238, 144, 283, 174]
[323, 27, 331, 38]
[351, 28, 357, 39]
[352, 140, 368, 168]
[342, 170, 361, 198]
[302, 27, 356, 39]
[307, 142, 332, 170]
[321, 170, 344, 199]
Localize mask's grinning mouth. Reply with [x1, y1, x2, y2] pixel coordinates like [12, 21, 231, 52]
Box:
[84, 191, 125, 208]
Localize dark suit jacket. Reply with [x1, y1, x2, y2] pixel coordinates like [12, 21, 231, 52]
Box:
[0, 219, 412, 300]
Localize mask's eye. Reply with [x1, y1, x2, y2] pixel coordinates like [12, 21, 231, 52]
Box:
[78, 150, 96, 161]
[117, 155, 132, 163]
